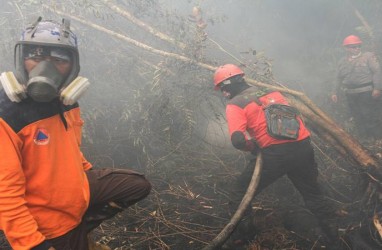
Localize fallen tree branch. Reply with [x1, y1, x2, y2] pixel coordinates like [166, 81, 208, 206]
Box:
[42, 4, 351, 125]
[42, 4, 216, 72]
[202, 153, 263, 250]
[101, 0, 187, 50]
[305, 119, 350, 160]
[287, 98, 378, 167]
[43, 4, 382, 178]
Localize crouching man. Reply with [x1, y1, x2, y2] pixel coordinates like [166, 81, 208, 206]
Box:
[0, 17, 151, 250]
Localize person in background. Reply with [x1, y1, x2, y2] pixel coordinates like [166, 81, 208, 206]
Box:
[331, 35, 382, 142]
[0, 17, 151, 250]
[212, 64, 341, 249]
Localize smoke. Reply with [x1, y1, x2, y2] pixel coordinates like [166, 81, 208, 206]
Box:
[158, 0, 381, 98]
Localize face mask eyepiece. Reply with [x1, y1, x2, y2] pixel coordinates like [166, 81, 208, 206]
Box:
[24, 45, 72, 62]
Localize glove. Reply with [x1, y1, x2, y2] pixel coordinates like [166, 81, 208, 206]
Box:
[248, 139, 260, 155]
[231, 131, 260, 154]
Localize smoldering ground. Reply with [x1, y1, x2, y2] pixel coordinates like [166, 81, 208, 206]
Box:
[1, 0, 382, 249]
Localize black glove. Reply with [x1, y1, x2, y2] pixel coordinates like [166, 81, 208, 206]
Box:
[248, 139, 260, 155]
[231, 131, 260, 155]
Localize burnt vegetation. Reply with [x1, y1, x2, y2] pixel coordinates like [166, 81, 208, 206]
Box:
[1, 0, 382, 249]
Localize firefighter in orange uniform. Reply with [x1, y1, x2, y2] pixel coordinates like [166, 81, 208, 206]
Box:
[213, 64, 340, 249]
[0, 17, 151, 250]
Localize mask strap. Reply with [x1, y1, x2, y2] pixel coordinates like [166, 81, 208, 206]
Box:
[60, 18, 71, 42]
[25, 16, 43, 40]
[59, 111, 68, 130]
[54, 100, 68, 130]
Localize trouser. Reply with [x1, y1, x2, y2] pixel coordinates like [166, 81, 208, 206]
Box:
[47, 168, 151, 250]
[346, 91, 382, 139]
[229, 138, 338, 241]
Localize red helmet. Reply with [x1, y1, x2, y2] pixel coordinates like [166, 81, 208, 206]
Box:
[342, 35, 362, 46]
[213, 64, 244, 90]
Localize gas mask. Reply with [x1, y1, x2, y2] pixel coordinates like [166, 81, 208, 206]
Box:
[26, 60, 64, 102]
[0, 71, 90, 105]
[2, 43, 89, 104]
[4, 18, 86, 104]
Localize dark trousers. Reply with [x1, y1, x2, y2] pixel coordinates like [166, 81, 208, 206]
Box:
[230, 138, 337, 235]
[346, 91, 382, 139]
[47, 168, 151, 250]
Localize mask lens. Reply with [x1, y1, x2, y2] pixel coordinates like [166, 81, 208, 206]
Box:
[50, 48, 71, 61]
[24, 45, 71, 61]
[24, 45, 50, 59]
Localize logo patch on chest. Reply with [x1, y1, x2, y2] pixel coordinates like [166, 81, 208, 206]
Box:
[34, 128, 50, 145]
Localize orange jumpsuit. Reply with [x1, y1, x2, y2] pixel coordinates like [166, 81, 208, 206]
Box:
[0, 90, 91, 250]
